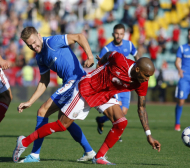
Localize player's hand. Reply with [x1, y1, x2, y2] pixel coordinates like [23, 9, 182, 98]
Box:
[147, 135, 161, 152]
[17, 102, 32, 113]
[178, 69, 184, 78]
[84, 56, 94, 68]
[96, 55, 101, 61]
[0, 59, 11, 70]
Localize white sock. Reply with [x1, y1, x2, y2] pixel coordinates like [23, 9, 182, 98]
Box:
[30, 153, 40, 158]
[86, 150, 95, 155]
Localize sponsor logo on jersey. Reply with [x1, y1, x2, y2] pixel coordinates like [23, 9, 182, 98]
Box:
[183, 55, 190, 58]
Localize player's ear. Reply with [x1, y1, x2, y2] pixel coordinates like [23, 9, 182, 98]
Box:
[136, 66, 140, 73]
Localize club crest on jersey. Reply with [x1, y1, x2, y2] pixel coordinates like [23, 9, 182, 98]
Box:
[73, 112, 79, 118]
[185, 48, 189, 52]
[112, 77, 122, 85]
[116, 71, 120, 76]
[124, 49, 128, 52]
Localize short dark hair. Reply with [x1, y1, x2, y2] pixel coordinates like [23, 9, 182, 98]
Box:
[188, 28, 190, 33]
[113, 24, 125, 31]
[21, 27, 38, 41]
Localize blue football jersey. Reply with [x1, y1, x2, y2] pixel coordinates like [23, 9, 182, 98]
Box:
[99, 39, 137, 99]
[99, 40, 137, 58]
[36, 35, 86, 84]
[177, 44, 190, 77]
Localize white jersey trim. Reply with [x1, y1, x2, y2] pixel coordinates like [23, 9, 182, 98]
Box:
[133, 50, 138, 56]
[40, 69, 50, 75]
[65, 34, 69, 45]
[104, 46, 109, 52]
[129, 41, 132, 53]
[180, 45, 183, 54]
[46, 38, 55, 51]
[128, 63, 135, 77]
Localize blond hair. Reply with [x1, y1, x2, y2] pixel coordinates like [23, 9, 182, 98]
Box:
[21, 27, 38, 41]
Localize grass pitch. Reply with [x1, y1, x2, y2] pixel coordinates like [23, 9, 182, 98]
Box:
[0, 102, 190, 168]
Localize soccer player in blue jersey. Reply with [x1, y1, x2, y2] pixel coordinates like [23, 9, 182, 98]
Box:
[174, 28, 190, 131]
[16, 27, 96, 163]
[96, 24, 139, 141]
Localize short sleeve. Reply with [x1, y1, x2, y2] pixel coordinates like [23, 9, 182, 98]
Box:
[99, 47, 109, 58]
[176, 46, 183, 58]
[130, 41, 137, 56]
[135, 81, 148, 96]
[36, 58, 50, 75]
[47, 35, 68, 50]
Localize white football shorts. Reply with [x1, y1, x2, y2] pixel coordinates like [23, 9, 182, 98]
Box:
[60, 80, 119, 120]
[0, 68, 10, 94]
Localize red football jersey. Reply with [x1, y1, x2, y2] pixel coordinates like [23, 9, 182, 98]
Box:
[78, 51, 148, 107]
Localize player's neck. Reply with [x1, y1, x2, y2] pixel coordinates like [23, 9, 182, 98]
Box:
[130, 66, 136, 78]
[113, 41, 122, 46]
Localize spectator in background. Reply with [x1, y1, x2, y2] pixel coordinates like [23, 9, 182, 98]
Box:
[148, 39, 161, 66]
[97, 26, 107, 52]
[156, 68, 167, 102]
[4, 41, 17, 67]
[171, 0, 178, 11]
[121, 3, 135, 33]
[157, 27, 168, 54]
[49, 15, 58, 35]
[171, 24, 180, 54]
[21, 65, 34, 87]
[102, 11, 115, 23]
[147, 0, 160, 20]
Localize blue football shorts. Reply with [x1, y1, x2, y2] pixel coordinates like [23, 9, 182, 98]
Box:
[115, 92, 131, 109]
[175, 77, 190, 99]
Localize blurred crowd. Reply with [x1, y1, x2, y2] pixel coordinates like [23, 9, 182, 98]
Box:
[0, 0, 190, 92]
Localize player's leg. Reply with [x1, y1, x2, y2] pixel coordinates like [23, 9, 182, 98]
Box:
[117, 92, 130, 142]
[175, 98, 185, 131]
[0, 69, 12, 122]
[95, 94, 121, 134]
[174, 79, 188, 131]
[20, 81, 77, 163]
[0, 88, 12, 122]
[93, 99, 128, 165]
[58, 110, 96, 161]
[13, 98, 66, 163]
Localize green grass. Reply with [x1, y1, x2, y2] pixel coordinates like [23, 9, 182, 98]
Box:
[1, 102, 190, 168]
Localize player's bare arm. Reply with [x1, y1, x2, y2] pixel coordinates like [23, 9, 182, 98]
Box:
[137, 96, 150, 131]
[17, 71, 50, 113]
[0, 55, 11, 70]
[96, 51, 113, 67]
[134, 53, 140, 61]
[138, 95, 161, 152]
[67, 33, 94, 68]
[175, 57, 183, 78]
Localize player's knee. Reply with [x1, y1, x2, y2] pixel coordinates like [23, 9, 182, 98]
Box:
[113, 118, 128, 130]
[37, 107, 46, 117]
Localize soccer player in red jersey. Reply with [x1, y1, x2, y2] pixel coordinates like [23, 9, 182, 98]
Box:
[13, 51, 161, 165]
[0, 55, 12, 123]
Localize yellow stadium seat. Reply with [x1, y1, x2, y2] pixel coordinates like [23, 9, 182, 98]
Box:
[170, 10, 179, 24]
[164, 12, 171, 25]
[99, 0, 114, 12]
[157, 17, 168, 29]
[160, 2, 171, 9]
